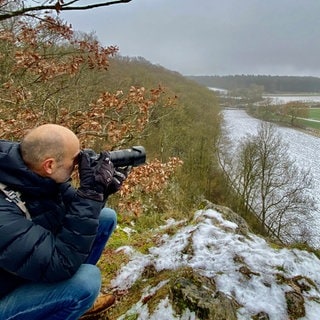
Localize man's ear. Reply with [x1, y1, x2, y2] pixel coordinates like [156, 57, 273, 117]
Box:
[42, 158, 55, 175]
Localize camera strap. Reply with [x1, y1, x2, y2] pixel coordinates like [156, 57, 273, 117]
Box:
[0, 182, 31, 220]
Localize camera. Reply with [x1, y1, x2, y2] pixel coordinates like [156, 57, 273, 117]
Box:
[109, 146, 146, 167]
[83, 146, 146, 168]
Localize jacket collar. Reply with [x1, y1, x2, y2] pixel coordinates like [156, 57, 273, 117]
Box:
[0, 140, 59, 197]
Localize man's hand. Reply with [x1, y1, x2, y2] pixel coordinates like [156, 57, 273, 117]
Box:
[77, 150, 128, 201]
[95, 154, 130, 196]
[106, 166, 131, 194]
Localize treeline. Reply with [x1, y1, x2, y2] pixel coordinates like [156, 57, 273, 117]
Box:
[188, 75, 320, 93]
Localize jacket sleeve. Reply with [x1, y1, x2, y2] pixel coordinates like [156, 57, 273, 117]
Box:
[0, 191, 104, 283]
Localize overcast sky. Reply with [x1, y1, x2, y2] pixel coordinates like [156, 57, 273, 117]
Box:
[62, 0, 320, 77]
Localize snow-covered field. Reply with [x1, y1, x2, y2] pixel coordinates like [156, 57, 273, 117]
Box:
[223, 109, 320, 247]
[264, 94, 320, 104]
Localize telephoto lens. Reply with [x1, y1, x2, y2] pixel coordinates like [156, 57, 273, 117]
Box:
[109, 146, 146, 167]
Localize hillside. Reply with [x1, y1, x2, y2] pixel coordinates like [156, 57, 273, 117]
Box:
[188, 75, 320, 93]
[85, 201, 320, 320]
[99, 56, 225, 212]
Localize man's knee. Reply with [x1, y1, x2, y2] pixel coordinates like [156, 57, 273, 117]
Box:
[100, 208, 117, 223]
[72, 264, 101, 299]
[99, 208, 117, 234]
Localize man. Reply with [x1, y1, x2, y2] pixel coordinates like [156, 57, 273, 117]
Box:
[0, 124, 127, 319]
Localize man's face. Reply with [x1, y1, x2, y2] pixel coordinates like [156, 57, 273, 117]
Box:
[50, 142, 80, 183]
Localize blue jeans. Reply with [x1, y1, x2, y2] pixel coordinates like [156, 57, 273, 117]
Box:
[0, 208, 117, 320]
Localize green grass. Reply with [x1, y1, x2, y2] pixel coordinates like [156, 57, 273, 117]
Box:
[297, 107, 320, 130]
[309, 108, 320, 120]
[298, 119, 320, 130]
[249, 106, 320, 133]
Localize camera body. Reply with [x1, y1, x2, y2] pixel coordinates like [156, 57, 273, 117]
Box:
[84, 146, 146, 168]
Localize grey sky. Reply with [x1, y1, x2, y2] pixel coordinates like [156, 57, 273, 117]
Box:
[62, 0, 320, 76]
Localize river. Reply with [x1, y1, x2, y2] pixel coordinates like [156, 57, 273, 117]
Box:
[222, 109, 320, 247]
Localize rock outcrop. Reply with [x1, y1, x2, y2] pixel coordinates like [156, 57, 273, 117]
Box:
[87, 202, 320, 319]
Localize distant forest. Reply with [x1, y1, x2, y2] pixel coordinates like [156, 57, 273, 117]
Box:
[188, 75, 320, 93]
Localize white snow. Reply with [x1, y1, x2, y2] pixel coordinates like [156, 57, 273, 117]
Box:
[111, 209, 320, 320]
[223, 109, 320, 247]
[264, 94, 320, 104]
[208, 87, 228, 94]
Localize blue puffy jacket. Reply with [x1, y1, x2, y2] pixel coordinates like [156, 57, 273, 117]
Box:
[0, 140, 104, 298]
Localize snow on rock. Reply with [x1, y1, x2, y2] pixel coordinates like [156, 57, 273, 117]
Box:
[110, 205, 320, 320]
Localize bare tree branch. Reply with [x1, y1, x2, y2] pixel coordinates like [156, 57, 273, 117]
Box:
[0, 0, 132, 21]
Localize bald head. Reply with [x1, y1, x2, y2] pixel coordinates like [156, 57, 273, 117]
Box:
[20, 124, 80, 181]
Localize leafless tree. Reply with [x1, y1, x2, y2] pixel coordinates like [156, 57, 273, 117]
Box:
[218, 121, 316, 243]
